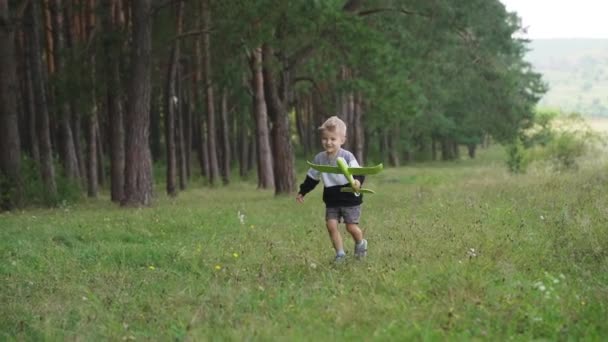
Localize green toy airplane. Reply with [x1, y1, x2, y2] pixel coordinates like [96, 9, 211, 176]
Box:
[307, 157, 383, 195]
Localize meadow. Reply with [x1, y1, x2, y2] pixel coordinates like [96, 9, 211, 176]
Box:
[1, 146, 607, 340]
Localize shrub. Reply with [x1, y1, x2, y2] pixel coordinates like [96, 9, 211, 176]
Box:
[506, 137, 529, 173]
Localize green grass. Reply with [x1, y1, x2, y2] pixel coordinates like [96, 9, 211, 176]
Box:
[2, 146, 608, 340]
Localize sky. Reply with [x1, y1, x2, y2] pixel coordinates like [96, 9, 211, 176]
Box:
[500, 0, 608, 39]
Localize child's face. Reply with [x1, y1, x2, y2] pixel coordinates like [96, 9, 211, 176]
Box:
[321, 130, 345, 156]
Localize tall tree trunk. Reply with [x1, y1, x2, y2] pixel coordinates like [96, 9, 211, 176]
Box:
[163, 0, 184, 196]
[19, 29, 40, 163]
[22, 35, 39, 163]
[193, 11, 209, 179]
[101, 0, 125, 202]
[63, 0, 86, 185]
[50, 0, 80, 182]
[184, 83, 192, 180]
[250, 46, 274, 189]
[176, 62, 186, 190]
[122, 0, 153, 206]
[150, 91, 161, 162]
[86, 104, 98, 197]
[467, 143, 476, 159]
[27, 0, 57, 202]
[262, 44, 295, 195]
[85, 0, 100, 197]
[0, 0, 22, 209]
[388, 127, 400, 167]
[238, 113, 248, 178]
[353, 92, 364, 163]
[220, 88, 231, 185]
[95, 116, 105, 187]
[201, 0, 220, 186]
[441, 137, 454, 161]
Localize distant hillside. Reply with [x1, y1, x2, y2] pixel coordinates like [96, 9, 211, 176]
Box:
[526, 39, 608, 116]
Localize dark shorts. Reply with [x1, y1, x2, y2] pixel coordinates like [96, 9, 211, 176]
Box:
[325, 205, 362, 224]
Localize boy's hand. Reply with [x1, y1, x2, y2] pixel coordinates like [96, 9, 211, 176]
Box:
[296, 194, 304, 203]
[353, 179, 361, 192]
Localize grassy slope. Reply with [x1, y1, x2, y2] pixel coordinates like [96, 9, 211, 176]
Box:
[1, 146, 607, 340]
[527, 39, 608, 116]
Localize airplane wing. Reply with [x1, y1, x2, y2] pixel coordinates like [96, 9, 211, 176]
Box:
[348, 164, 383, 175]
[307, 161, 384, 175]
[306, 161, 341, 173]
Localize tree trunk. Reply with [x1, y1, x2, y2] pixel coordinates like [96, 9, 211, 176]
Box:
[238, 113, 248, 178]
[250, 46, 274, 189]
[101, 0, 125, 202]
[201, 0, 220, 186]
[353, 92, 364, 163]
[0, 0, 23, 209]
[20, 30, 39, 163]
[62, 0, 86, 185]
[27, 0, 57, 202]
[150, 92, 161, 162]
[163, 0, 184, 197]
[467, 143, 476, 158]
[388, 126, 400, 167]
[184, 84, 192, 180]
[441, 137, 454, 161]
[192, 11, 209, 179]
[262, 44, 296, 195]
[122, 0, 153, 206]
[220, 88, 231, 185]
[95, 116, 105, 187]
[176, 62, 186, 190]
[86, 104, 98, 197]
[50, 0, 80, 182]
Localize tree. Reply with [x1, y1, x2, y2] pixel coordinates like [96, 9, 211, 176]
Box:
[50, 0, 80, 182]
[122, 0, 153, 206]
[26, 0, 57, 203]
[249, 47, 274, 189]
[101, 0, 126, 202]
[164, 0, 184, 196]
[0, 0, 22, 209]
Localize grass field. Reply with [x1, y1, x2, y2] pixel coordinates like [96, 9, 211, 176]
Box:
[1, 146, 607, 340]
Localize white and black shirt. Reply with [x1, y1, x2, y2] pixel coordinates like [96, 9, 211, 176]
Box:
[298, 148, 365, 208]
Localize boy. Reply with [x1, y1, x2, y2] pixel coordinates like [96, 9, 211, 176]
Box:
[296, 116, 368, 262]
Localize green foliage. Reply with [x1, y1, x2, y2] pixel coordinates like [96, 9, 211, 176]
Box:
[520, 111, 604, 172]
[0, 172, 18, 210]
[2, 147, 608, 340]
[506, 137, 529, 173]
[16, 157, 82, 207]
[544, 131, 586, 171]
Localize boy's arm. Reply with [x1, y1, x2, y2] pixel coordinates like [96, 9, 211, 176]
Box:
[298, 175, 320, 196]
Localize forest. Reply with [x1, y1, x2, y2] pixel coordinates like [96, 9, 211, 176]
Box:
[0, 0, 546, 209]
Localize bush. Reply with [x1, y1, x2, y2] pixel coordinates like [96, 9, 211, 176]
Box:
[18, 156, 82, 207]
[545, 131, 586, 171]
[506, 137, 529, 173]
[521, 112, 603, 172]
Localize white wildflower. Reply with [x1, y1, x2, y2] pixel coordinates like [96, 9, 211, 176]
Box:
[237, 210, 245, 225]
[467, 248, 477, 258]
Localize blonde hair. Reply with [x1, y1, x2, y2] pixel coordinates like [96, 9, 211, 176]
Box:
[318, 116, 347, 136]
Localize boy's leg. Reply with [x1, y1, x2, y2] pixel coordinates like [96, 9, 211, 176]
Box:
[345, 223, 363, 242]
[326, 219, 344, 256]
[346, 223, 367, 257]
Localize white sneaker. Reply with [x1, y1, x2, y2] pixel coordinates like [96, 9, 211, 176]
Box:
[355, 239, 368, 258]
